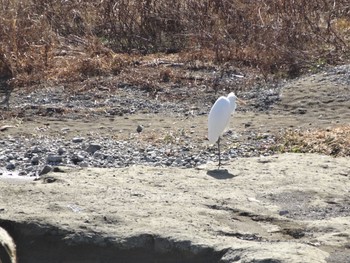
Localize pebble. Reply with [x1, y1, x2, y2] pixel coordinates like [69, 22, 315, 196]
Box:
[6, 154, 15, 161]
[18, 171, 27, 176]
[52, 167, 65, 173]
[71, 154, 85, 164]
[5, 60, 333, 176]
[32, 146, 41, 153]
[0, 131, 279, 175]
[31, 156, 40, 165]
[136, 125, 143, 133]
[39, 165, 52, 176]
[58, 147, 66, 155]
[47, 155, 63, 164]
[6, 162, 15, 170]
[85, 144, 102, 154]
[72, 137, 84, 143]
[279, 210, 290, 216]
[79, 161, 89, 168]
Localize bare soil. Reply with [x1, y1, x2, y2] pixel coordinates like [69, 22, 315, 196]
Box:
[2, 64, 349, 146]
[0, 66, 349, 262]
[0, 154, 349, 262]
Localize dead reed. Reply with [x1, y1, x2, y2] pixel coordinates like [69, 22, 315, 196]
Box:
[0, 0, 349, 87]
[274, 125, 350, 157]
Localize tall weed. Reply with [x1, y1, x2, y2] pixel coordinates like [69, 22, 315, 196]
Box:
[0, 0, 349, 86]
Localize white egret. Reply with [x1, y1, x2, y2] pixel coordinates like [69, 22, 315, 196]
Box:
[208, 92, 240, 167]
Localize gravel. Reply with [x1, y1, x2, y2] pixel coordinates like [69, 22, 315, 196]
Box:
[2, 65, 348, 177]
[0, 130, 276, 177]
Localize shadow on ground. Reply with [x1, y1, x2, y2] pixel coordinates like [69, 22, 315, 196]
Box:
[206, 169, 236, 179]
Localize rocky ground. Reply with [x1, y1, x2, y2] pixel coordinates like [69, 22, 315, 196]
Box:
[1, 64, 349, 176]
[0, 63, 349, 262]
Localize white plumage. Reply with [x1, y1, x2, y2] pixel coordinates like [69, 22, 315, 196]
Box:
[208, 92, 238, 167]
[208, 92, 237, 144]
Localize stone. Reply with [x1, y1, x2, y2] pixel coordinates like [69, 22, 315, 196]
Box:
[58, 147, 66, 155]
[85, 144, 102, 154]
[31, 146, 41, 153]
[79, 162, 89, 168]
[72, 137, 84, 143]
[47, 155, 63, 164]
[31, 156, 40, 165]
[279, 210, 289, 216]
[136, 125, 143, 133]
[39, 165, 52, 176]
[6, 162, 15, 170]
[51, 167, 65, 173]
[18, 171, 27, 176]
[92, 151, 104, 159]
[61, 127, 70, 132]
[71, 154, 84, 164]
[6, 154, 15, 161]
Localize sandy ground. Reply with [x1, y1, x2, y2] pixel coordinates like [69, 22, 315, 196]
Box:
[0, 154, 349, 262]
[0, 67, 350, 262]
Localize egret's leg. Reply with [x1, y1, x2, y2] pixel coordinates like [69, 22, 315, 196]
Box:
[217, 137, 221, 168]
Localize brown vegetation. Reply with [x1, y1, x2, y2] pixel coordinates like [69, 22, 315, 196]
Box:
[0, 0, 349, 88]
[275, 125, 350, 157]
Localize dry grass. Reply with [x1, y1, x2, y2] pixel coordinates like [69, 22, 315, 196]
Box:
[275, 125, 350, 157]
[0, 0, 349, 88]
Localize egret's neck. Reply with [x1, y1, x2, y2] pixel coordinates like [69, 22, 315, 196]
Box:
[228, 96, 237, 113]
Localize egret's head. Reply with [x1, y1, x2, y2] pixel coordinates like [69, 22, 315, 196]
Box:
[227, 92, 237, 113]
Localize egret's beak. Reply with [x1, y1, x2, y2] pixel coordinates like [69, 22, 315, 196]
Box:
[237, 97, 247, 105]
